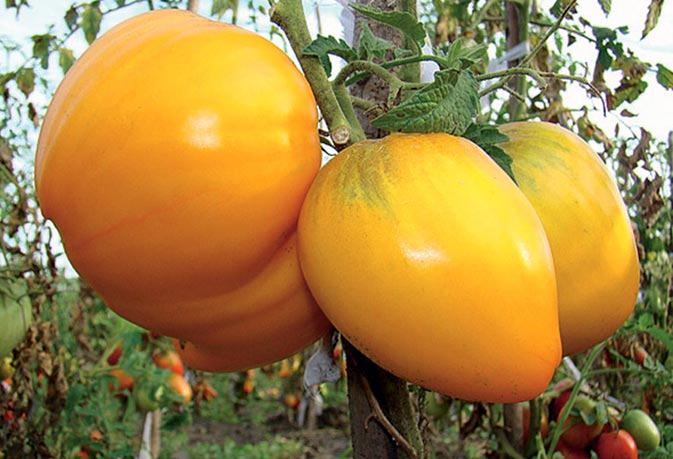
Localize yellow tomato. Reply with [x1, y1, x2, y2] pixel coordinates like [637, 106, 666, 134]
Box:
[298, 133, 561, 403]
[498, 122, 640, 355]
[35, 9, 330, 370]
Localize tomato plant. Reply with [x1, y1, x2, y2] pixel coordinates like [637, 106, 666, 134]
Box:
[298, 132, 561, 402]
[34, 9, 331, 372]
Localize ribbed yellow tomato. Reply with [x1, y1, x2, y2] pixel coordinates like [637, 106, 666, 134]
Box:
[34, 9, 330, 370]
[298, 133, 561, 403]
[498, 121, 640, 355]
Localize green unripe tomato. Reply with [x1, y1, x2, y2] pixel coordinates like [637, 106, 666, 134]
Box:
[620, 409, 660, 451]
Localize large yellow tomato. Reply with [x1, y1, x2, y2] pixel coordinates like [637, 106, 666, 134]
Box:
[498, 121, 640, 355]
[34, 9, 330, 370]
[298, 133, 561, 403]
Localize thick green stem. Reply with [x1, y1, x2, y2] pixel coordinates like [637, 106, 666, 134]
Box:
[270, 0, 362, 146]
[396, 0, 420, 83]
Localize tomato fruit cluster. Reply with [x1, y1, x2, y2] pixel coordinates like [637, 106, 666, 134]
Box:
[35, 9, 330, 372]
[36, 8, 639, 403]
[551, 384, 660, 458]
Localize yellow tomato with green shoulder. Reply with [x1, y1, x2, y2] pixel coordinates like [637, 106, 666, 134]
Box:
[34, 9, 330, 371]
[298, 133, 561, 403]
[498, 121, 640, 355]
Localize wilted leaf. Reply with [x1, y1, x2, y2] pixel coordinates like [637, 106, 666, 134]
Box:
[656, 63, 673, 90]
[64, 6, 78, 30]
[211, 0, 237, 19]
[81, 3, 102, 44]
[350, 4, 426, 47]
[32, 34, 53, 70]
[28, 102, 39, 127]
[371, 69, 479, 135]
[303, 35, 357, 76]
[642, 0, 663, 39]
[16, 67, 35, 96]
[58, 48, 76, 74]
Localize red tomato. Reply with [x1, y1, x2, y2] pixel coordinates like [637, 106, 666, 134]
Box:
[106, 343, 122, 366]
[555, 440, 590, 459]
[595, 430, 638, 459]
[107, 369, 134, 393]
[555, 395, 604, 450]
[153, 350, 185, 376]
[167, 373, 192, 404]
[283, 393, 300, 410]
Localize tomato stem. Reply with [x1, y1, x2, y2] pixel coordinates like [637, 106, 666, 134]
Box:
[270, 0, 365, 147]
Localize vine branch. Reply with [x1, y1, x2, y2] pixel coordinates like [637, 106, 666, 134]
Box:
[360, 374, 419, 458]
[270, 0, 364, 146]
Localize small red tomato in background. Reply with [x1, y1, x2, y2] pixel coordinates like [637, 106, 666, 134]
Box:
[595, 430, 638, 459]
[107, 369, 134, 393]
[153, 350, 184, 376]
[283, 393, 300, 410]
[106, 343, 122, 366]
[167, 373, 192, 405]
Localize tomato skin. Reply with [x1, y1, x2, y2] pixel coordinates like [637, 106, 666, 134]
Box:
[498, 122, 640, 355]
[35, 10, 330, 370]
[298, 133, 561, 402]
[595, 430, 638, 459]
[554, 440, 590, 459]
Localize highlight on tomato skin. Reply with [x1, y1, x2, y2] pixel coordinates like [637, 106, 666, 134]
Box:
[297, 132, 562, 403]
[33, 9, 330, 372]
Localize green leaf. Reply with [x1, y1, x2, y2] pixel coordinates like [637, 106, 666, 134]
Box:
[442, 38, 487, 71]
[64, 6, 78, 30]
[211, 0, 237, 19]
[592, 26, 626, 69]
[597, 0, 611, 15]
[357, 23, 394, 61]
[462, 124, 516, 183]
[371, 69, 479, 135]
[32, 34, 53, 70]
[303, 35, 357, 77]
[81, 3, 102, 44]
[350, 4, 426, 47]
[644, 326, 673, 354]
[65, 383, 87, 412]
[656, 63, 673, 90]
[642, 0, 664, 38]
[58, 47, 76, 74]
[115, 0, 126, 6]
[16, 67, 35, 96]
